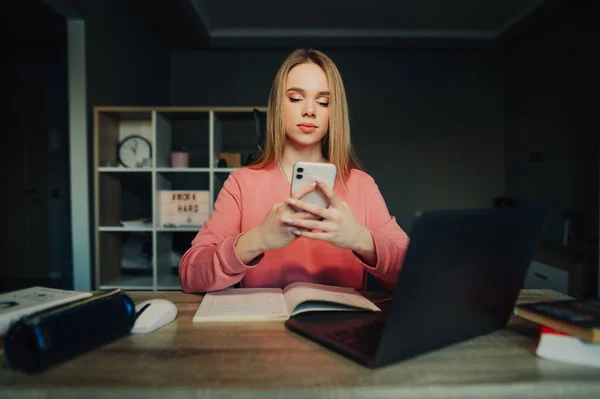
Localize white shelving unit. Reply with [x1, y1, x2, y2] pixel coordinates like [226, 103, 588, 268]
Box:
[93, 107, 265, 290]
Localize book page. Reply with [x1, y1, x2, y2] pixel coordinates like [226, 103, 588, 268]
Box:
[193, 288, 288, 322]
[282, 282, 380, 316]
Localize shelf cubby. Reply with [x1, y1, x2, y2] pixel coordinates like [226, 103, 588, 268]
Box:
[213, 111, 261, 169]
[98, 231, 153, 290]
[157, 231, 197, 290]
[98, 171, 152, 228]
[155, 111, 210, 168]
[96, 110, 153, 168]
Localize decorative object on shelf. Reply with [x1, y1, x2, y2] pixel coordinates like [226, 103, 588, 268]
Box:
[158, 190, 210, 227]
[218, 152, 242, 168]
[170, 151, 190, 168]
[118, 134, 152, 168]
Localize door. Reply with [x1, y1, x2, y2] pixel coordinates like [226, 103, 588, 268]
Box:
[2, 63, 50, 290]
[1, 0, 70, 292]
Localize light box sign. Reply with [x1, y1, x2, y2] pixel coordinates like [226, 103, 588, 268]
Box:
[158, 190, 209, 227]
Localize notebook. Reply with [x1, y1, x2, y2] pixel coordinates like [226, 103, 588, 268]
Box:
[285, 207, 549, 368]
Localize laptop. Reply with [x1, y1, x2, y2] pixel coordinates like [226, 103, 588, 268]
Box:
[284, 207, 548, 368]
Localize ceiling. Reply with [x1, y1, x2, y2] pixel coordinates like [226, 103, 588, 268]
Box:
[130, 0, 568, 50]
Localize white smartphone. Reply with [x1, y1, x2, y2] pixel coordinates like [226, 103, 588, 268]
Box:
[290, 161, 337, 208]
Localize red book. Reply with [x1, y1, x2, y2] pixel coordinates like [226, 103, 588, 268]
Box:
[536, 326, 600, 368]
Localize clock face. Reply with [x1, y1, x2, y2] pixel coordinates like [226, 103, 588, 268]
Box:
[118, 135, 152, 168]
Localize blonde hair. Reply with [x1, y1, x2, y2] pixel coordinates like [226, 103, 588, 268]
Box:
[250, 48, 362, 180]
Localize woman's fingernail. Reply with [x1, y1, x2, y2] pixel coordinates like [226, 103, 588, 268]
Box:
[315, 178, 323, 184]
[282, 217, 293, 224]
[286, 198, 296, 205]
[312, 181, 317, 187]
[292, 229, 301, 235]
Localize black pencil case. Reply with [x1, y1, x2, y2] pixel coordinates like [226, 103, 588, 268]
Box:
[3, 288, 135, 373]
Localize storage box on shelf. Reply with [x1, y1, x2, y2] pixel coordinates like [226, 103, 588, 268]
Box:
[94, 107, 265, 290]
[523, 240, 597, 298]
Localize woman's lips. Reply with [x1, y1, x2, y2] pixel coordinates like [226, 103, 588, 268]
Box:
[298, 123, 317, 133]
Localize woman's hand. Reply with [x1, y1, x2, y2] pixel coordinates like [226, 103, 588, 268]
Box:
[282, 180, 377, 264]
[234, 182, 319, 263]
[255, 199, 316, 251]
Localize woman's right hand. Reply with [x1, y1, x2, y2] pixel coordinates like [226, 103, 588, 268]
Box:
[234, 181, 319, 263]
[255, 181, 319, 251]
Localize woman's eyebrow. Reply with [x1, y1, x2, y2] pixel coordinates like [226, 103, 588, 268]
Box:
[286, 87, 330, 96]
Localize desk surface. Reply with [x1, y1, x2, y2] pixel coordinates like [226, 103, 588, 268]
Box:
[1, 289, 600, 399]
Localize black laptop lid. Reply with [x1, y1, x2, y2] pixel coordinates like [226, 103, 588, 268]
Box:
[373, 207, 548, 367]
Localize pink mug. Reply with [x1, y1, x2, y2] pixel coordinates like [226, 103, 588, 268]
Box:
[171, 152, 189, 168]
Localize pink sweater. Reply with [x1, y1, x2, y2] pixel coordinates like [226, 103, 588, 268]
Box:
[179, 164, 409, 292]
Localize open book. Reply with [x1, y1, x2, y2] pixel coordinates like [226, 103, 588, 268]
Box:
[193, 282, 380, 322]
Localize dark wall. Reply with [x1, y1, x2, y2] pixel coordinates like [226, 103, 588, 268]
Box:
[68, 0, 170, 110]
[504, 2, 598, 252]
[170, 50, 505, 231]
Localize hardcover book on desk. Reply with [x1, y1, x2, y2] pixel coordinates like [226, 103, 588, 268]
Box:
[514, 298, 600, 343]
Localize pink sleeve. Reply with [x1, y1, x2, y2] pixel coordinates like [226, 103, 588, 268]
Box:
[178, 174, 261, 293]
[356, 177, 410, 290]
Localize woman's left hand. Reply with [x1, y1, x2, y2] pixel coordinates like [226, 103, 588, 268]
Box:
[282, 179, 375, 259]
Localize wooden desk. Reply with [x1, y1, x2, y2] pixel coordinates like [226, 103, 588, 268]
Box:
[1, 289, 600, 399]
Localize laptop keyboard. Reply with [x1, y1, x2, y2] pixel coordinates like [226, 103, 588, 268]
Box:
[325, 320, 385, 357]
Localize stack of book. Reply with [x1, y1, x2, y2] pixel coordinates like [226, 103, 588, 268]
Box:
[514, 298, 600, 368]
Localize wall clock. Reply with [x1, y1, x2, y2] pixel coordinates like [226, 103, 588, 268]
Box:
[118, 135, 152, 168]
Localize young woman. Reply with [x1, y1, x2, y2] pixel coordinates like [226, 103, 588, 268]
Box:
[179, 49, 409, 293]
